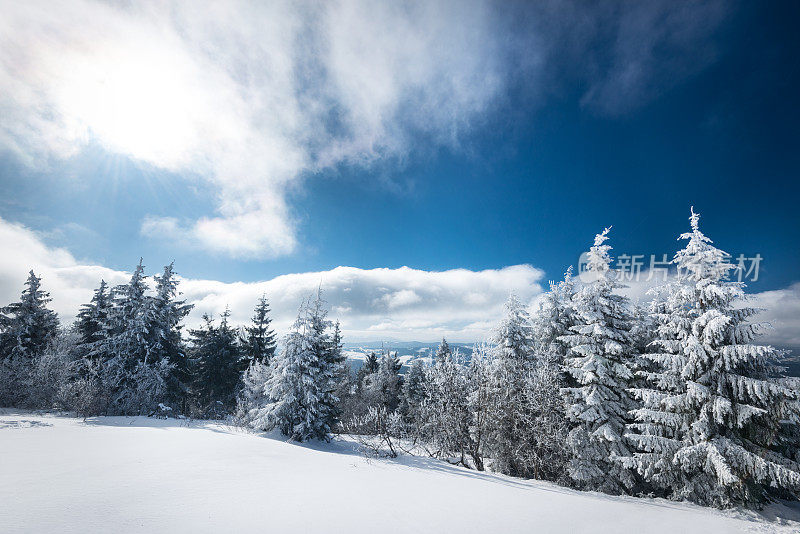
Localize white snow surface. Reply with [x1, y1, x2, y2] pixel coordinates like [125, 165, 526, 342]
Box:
[1, 411, 798, 533]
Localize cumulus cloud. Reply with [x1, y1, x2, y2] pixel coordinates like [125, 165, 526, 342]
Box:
[0, 217, 544, 341]
[181, 264, 544, 341]
[0, 0, 731, 257]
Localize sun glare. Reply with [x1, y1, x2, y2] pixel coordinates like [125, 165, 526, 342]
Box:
[57, 48, 201, 169]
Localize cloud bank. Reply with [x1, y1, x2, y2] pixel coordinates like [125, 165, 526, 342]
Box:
[1, 0, 730, 258]
[0, 217, 543, 341]
[2, 216, 797, 349]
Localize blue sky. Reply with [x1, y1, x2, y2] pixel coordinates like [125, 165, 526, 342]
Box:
[1, 1, 798, 344]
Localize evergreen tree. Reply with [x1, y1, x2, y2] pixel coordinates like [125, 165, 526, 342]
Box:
[532, 267, 576, 368]
[560, 228, 637, 494]
[100, 259, 153, 365]
[363, 350, 403, 411]
[625, 209, 800, 507]
[93, 259, 171, 415]
[356, 351, 380, 395]
[420, 346, 476, 467]
[0, 271, 60, 406]
[486, 294, 537, 477]
[190, 308, 242, 417]
[151, 263, 193, 410]
[75, 280, 112, 349]
[400, 358, 428, 422]
[363, 352, 379, 374]
[310, 295, 346, 434]
[250, 294, 343, 441]
[435, 338, 452, 361]
[0, 270, 60, 360]
[243, 295, 277, 366]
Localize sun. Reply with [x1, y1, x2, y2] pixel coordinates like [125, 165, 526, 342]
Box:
[56, 45, 202, 170]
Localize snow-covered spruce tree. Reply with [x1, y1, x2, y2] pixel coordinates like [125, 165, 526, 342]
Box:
[0, 270, 60, 360]
[309, 295, 346, 434]
[532, 267, 577, 369]
[559, 228, 637, 494]
[151, 263, 193, 411]
[419, 346, 478, 468]
[486, 294, 537, 478]
[189, 308, 243, 417]
[435, 337, 452, 361]
[363, 350, 403, 412]
[624, 208, 800, 507]
[400, 358, 428, 424]
[237, 357, 272, 427]
[75, 280, 112, 350]
[466, 343, 493, 472]
[243, 295, 277, 367]
[628, 301, 657, 392]
[93, 259, 171, 415]
[0, 270, 60, 406]
[249, 294, 343, 441]
[100, 259, 152, 363]
[355, 351, 379, 397]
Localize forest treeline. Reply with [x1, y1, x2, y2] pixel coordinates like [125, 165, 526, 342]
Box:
[1, 209, 798, 509]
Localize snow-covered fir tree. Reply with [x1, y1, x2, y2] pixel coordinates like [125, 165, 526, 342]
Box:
[419, 345, 477, 467]
[101, 259, 153, 363]
[151, 263, 193, 410]
[363, 351, 403, 411]
[75, 279, 112, 349]
[356, 351, 379, 397]
[243, 295, 277, 366]
[308, 294, 346, 433]
[0, 271, 61, 406]
[532, 267, 576, 368]
[0, 270, 60, 360]
[93, 260, 170, 415]
[435, 337, 452, 361]
[400, 358, 428, 423]
[560, 228, 637, 494]
[189, 307, 242, 417]
[625, 208, 800, 507]
[248, 293, 344, 441]
[486, 294, 537, 477]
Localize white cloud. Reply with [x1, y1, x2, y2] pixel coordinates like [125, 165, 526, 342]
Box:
[750, 283, 800, 352]
[0, 1, 730, 257]
[1, 216, 797, 348]
[0, 217, 543, 342]
[0, 0, 511, 258]
[0, 218, 129, 320]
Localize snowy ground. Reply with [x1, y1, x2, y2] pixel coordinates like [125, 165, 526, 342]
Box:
[1, 411, 799, 533]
